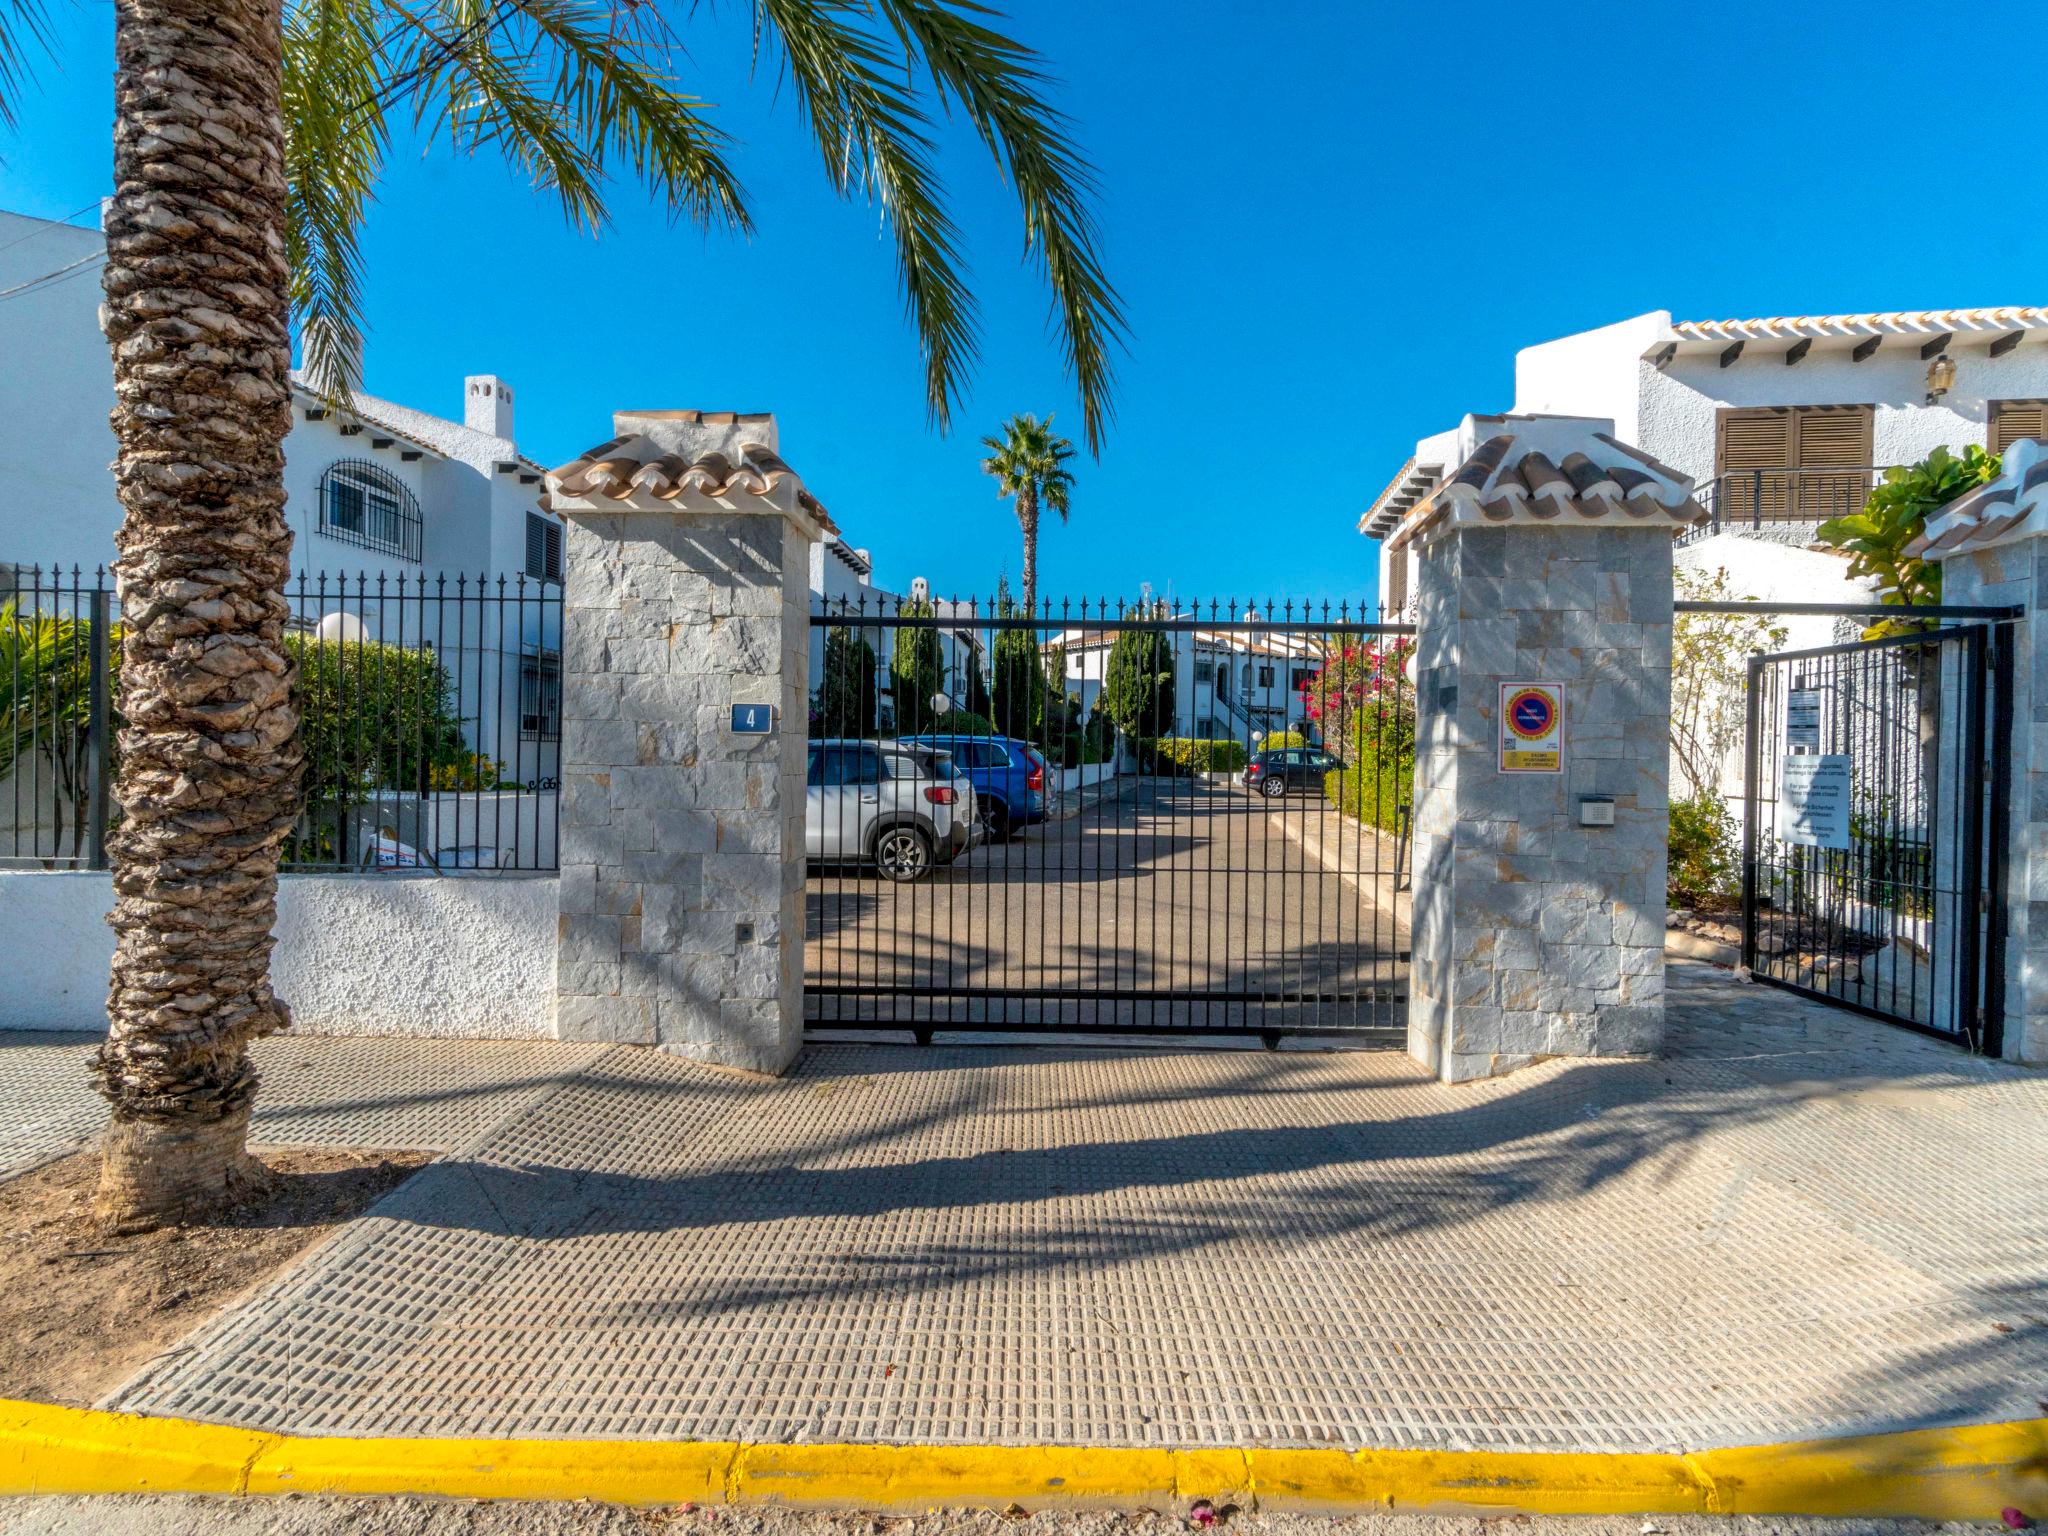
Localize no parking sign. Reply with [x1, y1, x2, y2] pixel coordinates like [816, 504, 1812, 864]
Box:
[1498, 682, 1563, 773]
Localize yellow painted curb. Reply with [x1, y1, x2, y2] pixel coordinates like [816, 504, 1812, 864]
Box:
[0, 1398, 2043, 1517]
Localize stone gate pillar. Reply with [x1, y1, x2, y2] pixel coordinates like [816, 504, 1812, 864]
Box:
[1391, 416, 1705, 1083]
[543, 411, 833, 1074]
[1915, 437, 2048, 1064]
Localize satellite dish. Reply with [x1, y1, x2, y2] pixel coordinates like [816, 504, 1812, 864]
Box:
[316, 612, 369, 644]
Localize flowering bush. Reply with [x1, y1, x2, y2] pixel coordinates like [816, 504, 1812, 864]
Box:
[1300, 639, 1414, 832]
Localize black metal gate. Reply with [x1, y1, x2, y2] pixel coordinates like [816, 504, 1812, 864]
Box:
[1741, 621, 2013, 1050]
[804, 595, 1413, 1044]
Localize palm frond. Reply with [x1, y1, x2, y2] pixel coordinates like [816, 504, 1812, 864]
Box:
[283, 0, 386, 402]
[0, 0, 57, 132]
[493, 0, 753, 235]
[873, 0, 1124, 452]
[384, 0, 609, 232]
[754, 0, 977, 435]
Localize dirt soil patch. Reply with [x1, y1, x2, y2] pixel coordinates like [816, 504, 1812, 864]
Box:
[0, 1145, 429, 1407]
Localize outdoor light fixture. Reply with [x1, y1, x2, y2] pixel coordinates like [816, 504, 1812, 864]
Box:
[1925, 353, 1957, 405]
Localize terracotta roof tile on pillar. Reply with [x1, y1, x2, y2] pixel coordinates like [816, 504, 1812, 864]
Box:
[1384, 415, 1705, 553]
[547, 409, 838, 532]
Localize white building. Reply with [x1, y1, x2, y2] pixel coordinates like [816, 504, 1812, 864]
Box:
[1364, 306, 2048, 649]
[1054, 618, 1320, 743]
[0, 205, 565, 864]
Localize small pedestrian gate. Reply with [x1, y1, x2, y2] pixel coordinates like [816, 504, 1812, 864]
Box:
[803, 596, 1413, 1045]
[1742, 621, 2013, 1050]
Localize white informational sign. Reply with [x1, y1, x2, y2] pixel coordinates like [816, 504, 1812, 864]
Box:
[1498, 682, 1564, 774]
[1785, 687, 1822, 752]
[1777, 753, 1851, 850]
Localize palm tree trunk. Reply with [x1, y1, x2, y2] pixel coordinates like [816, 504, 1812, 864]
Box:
[94, 0, 302, 1228]
[1018, 484, 1040, 614]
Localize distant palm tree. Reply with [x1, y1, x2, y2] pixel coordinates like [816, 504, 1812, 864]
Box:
[3, 0, 1124, 1227]
[981, 413, 1076, 612]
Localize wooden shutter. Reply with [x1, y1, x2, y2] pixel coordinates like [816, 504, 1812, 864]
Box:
[1717, 409, 1795, 521]
[525, 512, 562, 582]
[1991, 400, 2048, 455]
[1791, 406, 1874, 518]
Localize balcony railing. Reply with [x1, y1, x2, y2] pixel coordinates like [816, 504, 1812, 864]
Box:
[1678, 466, 1893, 548]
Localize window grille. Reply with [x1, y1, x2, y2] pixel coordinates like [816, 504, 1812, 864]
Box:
[318, 460, 422, 562]
[520, 650, 562, 741]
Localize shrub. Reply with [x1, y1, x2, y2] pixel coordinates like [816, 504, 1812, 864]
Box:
[889, 599, 944, 734]
[1261, 729, 1309, 750]
[1081, 705, 1116, 763]
[1148, 737, 1247, 775]
[1668, 794, 1737, 906]
[924, 707, 999, 737]
[1100, 624, 1176, 737]
[1321, 754, 1410, 834]
[816, 626, 878, 738]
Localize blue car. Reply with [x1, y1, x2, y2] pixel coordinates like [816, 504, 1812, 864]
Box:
[900, 733, 1049, 841]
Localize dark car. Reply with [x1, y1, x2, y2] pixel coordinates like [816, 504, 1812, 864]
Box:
[1241, 745, 1343, 799]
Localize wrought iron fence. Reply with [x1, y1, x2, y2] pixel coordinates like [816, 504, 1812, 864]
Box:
[1677, 466, 1893, 547]
[1, 565, 111, 869]
[1741, 621, 2011, 1049]
[2, 565, 560, 873]
[804, 591, 1415, 1041]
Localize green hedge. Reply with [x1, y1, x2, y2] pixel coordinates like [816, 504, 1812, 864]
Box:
[1147, 737, 1248, 774]
[1261, 729, 1310, 751]
[1321, 751, 1411, 834]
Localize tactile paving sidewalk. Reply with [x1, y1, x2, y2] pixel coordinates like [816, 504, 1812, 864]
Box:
[106, 965, 2048, 1453]
[0, 1033, 606, 1179]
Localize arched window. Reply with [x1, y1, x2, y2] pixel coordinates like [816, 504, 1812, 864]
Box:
[318, 460, 422, 562]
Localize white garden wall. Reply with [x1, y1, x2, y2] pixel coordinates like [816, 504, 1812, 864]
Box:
[0, 871, 556, 1037]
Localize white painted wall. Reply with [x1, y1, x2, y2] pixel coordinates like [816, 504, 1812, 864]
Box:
[1511, 311, 1669, 445]
[0, 211, 119, 574]
[0, 871, 556, 1036]
[0, 209, 556, 588]
[1636, 346, 2048, 486]
[1506, 306, 2048, 487]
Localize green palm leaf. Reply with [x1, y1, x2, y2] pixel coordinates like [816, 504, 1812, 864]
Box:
[4, 0, 1121, 442]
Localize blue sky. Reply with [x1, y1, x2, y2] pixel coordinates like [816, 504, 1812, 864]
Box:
[3, 0, 2045, 609]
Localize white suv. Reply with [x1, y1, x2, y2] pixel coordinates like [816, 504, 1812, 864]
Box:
[805, 740, 977, 882]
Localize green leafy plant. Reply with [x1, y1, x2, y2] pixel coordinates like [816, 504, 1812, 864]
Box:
[889, 598, 945, 736]
[1148, 737, 1247, 775]
[0, 602, 122, 857]
[1818, 445, 2001, 638]
[817, 626, 879, 738]
[286, 634, 476, 861]
[1100, 622, 1176, 740]
[1668, 794, 1738, 907]
[1301, 639, 1412, 834]
[991, 623, 1049, 743]
[1261, 728, 1310, 750]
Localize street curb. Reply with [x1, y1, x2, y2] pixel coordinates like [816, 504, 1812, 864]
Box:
[1, 1399, 2043, 1516]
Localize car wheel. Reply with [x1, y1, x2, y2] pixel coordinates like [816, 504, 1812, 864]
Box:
[874, 825, 934, 882]
[979, 800, 1012, 842]
[1261, 776, 1287, 799]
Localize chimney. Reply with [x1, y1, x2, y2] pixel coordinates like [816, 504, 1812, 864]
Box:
[465, 375, 515, 440]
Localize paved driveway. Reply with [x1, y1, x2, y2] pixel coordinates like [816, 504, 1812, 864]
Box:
[40, 964, 2044, 1454]
[806, 777, 1409, 1038]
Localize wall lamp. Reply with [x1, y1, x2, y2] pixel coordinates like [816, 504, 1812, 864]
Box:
[1925, 353, 1957, 405]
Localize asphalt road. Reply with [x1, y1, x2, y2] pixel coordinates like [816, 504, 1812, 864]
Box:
[804, 776, 1409, 1037]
